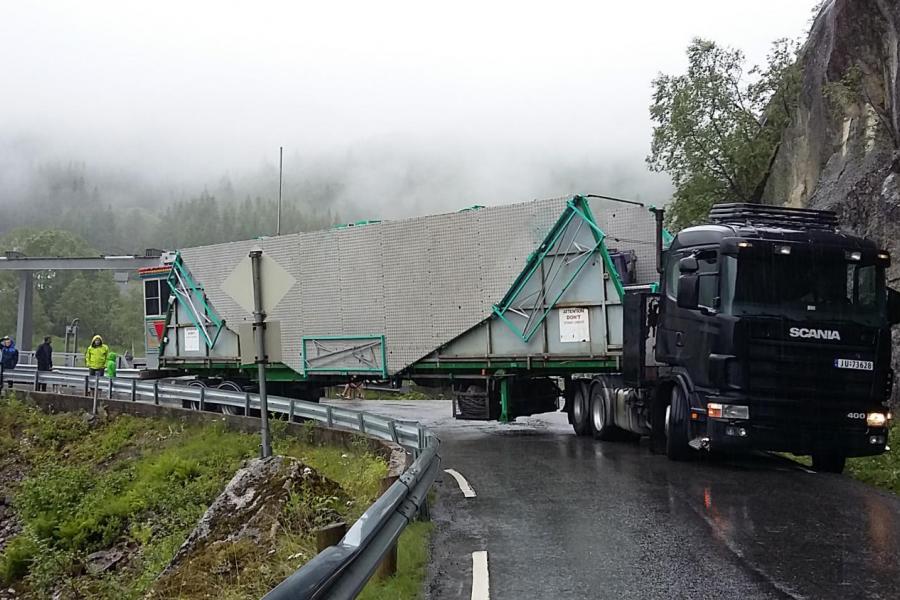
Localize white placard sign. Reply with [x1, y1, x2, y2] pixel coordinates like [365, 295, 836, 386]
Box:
[184, 327, 201, 352]
[559, 308, 590, 343]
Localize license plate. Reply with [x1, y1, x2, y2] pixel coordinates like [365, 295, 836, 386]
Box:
[834, 358, 874, 371]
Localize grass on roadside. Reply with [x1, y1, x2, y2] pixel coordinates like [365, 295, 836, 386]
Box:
[783, 422, 900, 495]
[357, 521, 434, 600]
[0, 396, 389, 599]
[846, 422, 900, 494]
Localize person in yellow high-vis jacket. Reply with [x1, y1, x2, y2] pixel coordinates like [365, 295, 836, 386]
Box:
[85, 335, 109, 377]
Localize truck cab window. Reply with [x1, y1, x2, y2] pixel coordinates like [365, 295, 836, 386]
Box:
[697, 252, 719, 310]
[664, 253, 681, 300]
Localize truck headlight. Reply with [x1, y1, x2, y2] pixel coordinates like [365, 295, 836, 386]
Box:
[867, 412, 888, 427]
[707, 403, 749, 420]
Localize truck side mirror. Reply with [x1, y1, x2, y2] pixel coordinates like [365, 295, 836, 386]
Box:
[679, 256, 699, 273]
[888, 288, 900, 325]
[677, 274, 700, 310]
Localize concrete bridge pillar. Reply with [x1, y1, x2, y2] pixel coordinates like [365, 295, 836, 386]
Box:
[16, 271, 33, 351]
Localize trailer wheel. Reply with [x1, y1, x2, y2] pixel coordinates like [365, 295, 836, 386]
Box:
[185, 380, 205, 411]
[589, 381, 617, 441]
[571, 381, 591, 436]
[216, 381, 246, 416]
[666, 385, 693, 461]
[811, 453, 846, 474]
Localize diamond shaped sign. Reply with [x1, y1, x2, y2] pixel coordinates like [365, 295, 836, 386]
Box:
[221, 252, 296, 315]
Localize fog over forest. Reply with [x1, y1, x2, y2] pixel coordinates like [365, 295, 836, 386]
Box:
[0, 1, 814, 253]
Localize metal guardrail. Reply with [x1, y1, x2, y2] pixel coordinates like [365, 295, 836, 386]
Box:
[2, 369, 441, 600]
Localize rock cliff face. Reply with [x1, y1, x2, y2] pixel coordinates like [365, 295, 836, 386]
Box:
[763, 0, 900, 397]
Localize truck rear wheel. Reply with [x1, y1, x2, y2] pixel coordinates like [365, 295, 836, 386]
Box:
[590, 381, 617, 441]
[571, 381, 591, 436]
[812, 453, 846, 474]
[666, 385, 693, 461]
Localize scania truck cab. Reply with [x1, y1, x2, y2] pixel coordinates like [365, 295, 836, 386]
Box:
[628, 203, 900, 472]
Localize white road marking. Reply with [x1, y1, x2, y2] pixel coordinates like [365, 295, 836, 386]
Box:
[445, 468, 477, 498]
[471, 551, 490, 600]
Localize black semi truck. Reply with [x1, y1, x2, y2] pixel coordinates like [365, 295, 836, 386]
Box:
[146, 195, 897, 473]
[576, 203, 900, 473]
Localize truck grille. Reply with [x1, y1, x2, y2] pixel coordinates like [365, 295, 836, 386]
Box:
[745, 338, 878, 428]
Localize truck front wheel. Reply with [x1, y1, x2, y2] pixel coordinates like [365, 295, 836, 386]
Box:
[812, 453, 846, 474]
[666, 385, 693, 461]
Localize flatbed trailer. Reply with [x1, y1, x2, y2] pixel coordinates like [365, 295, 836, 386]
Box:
[140, 195, 900, 472]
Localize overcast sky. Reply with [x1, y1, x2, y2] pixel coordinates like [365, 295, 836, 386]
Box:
[2, 1, 817, 215]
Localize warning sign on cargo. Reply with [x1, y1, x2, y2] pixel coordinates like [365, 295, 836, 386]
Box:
[559, 308, 590, 343]
[184, 327, 201, 352]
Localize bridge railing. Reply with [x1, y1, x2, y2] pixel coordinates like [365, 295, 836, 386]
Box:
[1, 369, 441, 600]
[17, 351, 135, 369]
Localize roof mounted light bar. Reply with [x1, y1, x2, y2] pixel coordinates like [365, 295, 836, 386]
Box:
[709, 203, 838, 231]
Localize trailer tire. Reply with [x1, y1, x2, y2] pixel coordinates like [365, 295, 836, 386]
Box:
[185, 380, 205, 411]
[590, 381, 617, 441]
[811, 453, 846, 474]
[571, 381, 591, 436]
[666, 384, 693, 461]
[216, 380, 247, 416]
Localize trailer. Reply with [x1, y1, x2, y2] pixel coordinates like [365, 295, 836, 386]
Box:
[140, 195, 900, 472]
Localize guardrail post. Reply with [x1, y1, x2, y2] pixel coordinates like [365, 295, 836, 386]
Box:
[32, 370, 39, 392]
[245, 392, 251, 414]
[315, 522, 347, 553]
[326, 405, 334, 428]
[388, 420, 398, 443]
[83, 375, 89, 397]
[92, 374, 100, 415]
[358, 412, 366, 434]
[153, 381, 159, 405]
[375, 476, 400, 580]
[289, 400, 295, 423]
[199, 387, 206, 412]
[131, 379, 137, 402]
[108, 377, 114, 399]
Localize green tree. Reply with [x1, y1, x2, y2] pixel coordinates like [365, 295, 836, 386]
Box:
[51, 275, 121, 350]
[647, 38, 801, 229]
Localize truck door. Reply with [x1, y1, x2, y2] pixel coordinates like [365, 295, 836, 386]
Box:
[657, 248, 721, 388]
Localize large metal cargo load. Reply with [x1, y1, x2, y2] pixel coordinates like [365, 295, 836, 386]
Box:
[150, 195, 660, 387]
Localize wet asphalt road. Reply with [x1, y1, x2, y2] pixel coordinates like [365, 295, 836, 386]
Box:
[326, 399, 900, 600]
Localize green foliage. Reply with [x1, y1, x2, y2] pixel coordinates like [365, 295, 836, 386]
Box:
[0, 536, 38, 586]
[648, 38, 801, 229]
[357, 521, 434, 600]
[0, 228, 148, 351]
[0, 398, 391, 598]
[846, 422, 900, 495]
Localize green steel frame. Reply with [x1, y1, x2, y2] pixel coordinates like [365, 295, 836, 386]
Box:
[166, 253, 226, 348]
[491, 195, 626, 342]
[300, 335, 389, 378]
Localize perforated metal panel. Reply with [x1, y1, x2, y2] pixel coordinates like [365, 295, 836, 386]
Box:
[177, 196, 659, 376]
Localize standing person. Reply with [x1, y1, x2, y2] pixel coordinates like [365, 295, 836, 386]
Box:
[85, 335, 109, 377]
[105, 351, 117, 379]
[35, 336, 53, 391]
[1, 337, 19, 388]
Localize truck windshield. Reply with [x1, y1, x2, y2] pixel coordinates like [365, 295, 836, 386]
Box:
[721, 254, 885, 327]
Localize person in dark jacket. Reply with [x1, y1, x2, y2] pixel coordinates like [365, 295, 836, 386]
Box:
[35, 336, 52, 391]
[1, 336, 19, 388]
